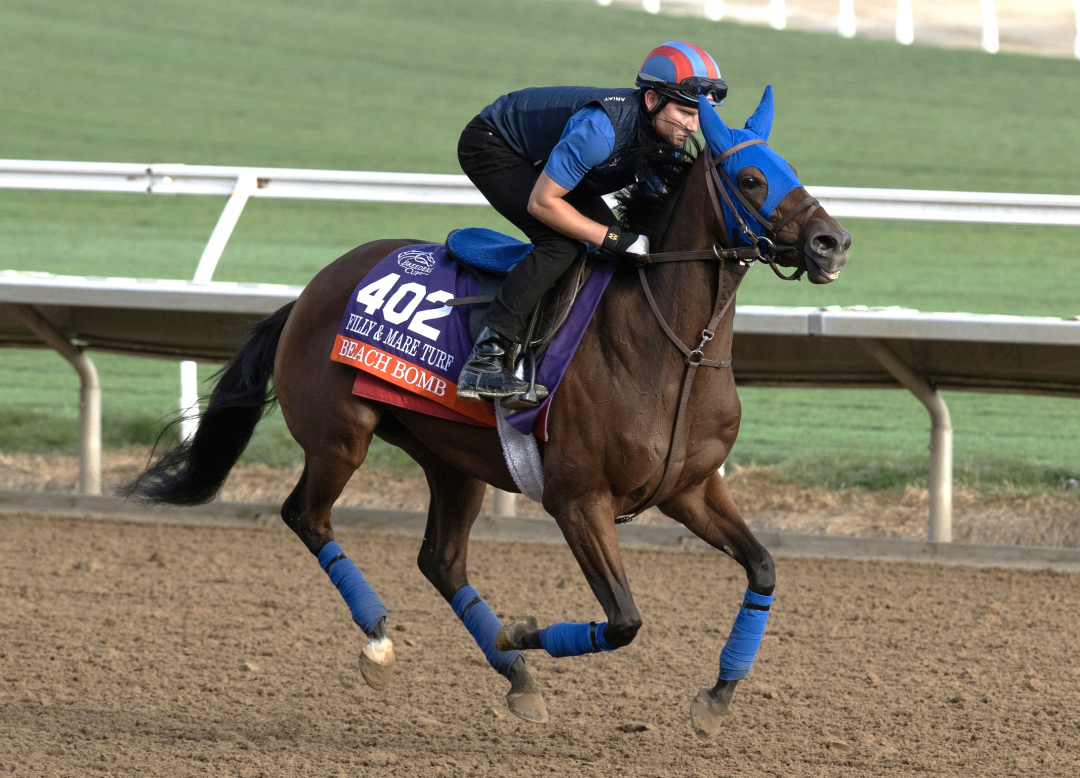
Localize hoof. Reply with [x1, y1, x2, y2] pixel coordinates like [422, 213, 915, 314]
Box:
[505, 655, 548, 724]
[495, 615, 538, 652]
[358, 635, 395, 691]
[507, 690, 549, 723]
[689, 684, 735, 740]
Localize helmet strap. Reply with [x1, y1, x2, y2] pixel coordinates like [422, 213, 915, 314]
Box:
[645, 92, 669, 121]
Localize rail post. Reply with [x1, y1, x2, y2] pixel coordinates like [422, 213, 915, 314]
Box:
[896, 0, 914, 44]
[980, 0, 1000, 53]
[643, 0, 660, 14]
[704, 0, 724, 22]
[5, 303, 101, 495]
[1073, 0, 1080, 59]
[838, 0, 856, 38]
[180, 172, 259, 442]
[858, 339, 952, 543]
[768, 0, 786, 30]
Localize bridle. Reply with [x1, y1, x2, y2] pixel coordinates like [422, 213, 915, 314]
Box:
[706, 139, 821, 282]
[614, 142, 820, 522]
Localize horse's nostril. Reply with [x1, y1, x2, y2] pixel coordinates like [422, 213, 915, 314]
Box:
[842, 230, 852, 251]
[812, 234, 839, 254]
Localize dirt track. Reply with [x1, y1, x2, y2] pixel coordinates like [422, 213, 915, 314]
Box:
[2, 513, 1080, 776]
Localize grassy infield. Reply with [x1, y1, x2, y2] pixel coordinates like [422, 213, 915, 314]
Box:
[1, 0, 1079, 491]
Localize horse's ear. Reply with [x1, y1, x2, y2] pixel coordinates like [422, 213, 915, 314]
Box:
[744, 85, 774, 140]
[697, 94, 735, 154]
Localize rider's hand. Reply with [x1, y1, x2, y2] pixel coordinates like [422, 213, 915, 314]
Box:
[602, 225, 650, 257]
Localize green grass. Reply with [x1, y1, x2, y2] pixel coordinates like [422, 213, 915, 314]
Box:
[1, 0, 1079, 489]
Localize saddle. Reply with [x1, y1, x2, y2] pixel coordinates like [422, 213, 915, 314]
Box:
[445, 228, 601, 356]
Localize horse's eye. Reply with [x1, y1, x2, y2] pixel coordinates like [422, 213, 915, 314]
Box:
[740, 177, 756, 188]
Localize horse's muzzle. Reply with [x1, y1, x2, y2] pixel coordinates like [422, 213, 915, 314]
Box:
[803, 218, 851, 284]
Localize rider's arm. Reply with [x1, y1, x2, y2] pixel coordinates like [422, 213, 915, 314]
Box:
[528, 107, 615, 246]
[528, 173, 609, 246]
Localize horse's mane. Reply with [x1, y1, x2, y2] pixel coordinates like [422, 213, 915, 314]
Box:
[614, 133, 700, 247]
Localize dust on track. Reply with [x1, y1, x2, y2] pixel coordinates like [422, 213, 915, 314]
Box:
[2, 512, 1079, 777]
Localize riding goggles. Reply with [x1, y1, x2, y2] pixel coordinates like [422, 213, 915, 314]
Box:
[637, 73, 728, 105]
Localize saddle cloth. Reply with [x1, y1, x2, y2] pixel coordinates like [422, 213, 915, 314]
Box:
[331, 236, 617, 439]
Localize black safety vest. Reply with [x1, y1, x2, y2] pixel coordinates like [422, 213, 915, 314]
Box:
[479, 86, 646, 196]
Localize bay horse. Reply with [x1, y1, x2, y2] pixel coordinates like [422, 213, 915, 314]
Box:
[127, 88, 850, 737]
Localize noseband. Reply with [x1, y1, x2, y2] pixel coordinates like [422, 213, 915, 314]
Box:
[614, 143, 818, 522]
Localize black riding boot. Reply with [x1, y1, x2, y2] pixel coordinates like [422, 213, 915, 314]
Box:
[457, 327, 530, 401]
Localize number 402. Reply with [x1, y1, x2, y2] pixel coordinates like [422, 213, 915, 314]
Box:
[354, 273, 453, 341]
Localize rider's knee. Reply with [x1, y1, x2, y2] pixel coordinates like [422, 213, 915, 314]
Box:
[604, 617, 643, 648]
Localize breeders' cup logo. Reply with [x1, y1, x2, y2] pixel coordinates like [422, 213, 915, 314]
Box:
[397, 249, 435, 276]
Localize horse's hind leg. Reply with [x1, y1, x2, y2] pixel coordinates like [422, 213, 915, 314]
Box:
[280, 401, 396, 691]
[375, 417, 547, 722]
[659, 471, 775, 739]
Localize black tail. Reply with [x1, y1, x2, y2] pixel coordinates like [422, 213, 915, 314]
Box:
[123, 302, 295, 505]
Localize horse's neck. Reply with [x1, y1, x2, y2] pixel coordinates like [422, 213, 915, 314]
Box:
[647, 158, 723, 340]
[587, 155, 726, 384]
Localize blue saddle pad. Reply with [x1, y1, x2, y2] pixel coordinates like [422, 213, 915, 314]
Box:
[446, 228, 533, 276]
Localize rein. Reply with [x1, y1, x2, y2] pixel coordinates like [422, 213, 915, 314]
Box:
[615, 144, 818, 522]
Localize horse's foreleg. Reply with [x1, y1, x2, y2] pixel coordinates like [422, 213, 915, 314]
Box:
[281, 401, 396, 690]
[497, 499, 642, 659]
[660, 471, 775, 739]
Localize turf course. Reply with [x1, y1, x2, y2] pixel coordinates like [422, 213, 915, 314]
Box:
[1, 0, 1079, 489]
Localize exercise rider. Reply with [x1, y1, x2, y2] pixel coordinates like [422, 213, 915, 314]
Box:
[456, 41, 728, 403]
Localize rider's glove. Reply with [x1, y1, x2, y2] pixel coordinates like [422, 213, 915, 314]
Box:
[602, 225, 650, 257]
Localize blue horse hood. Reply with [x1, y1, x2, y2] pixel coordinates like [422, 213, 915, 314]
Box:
[698, 88, 803, 234]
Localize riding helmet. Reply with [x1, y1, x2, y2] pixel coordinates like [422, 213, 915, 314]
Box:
[636, 42, 726, 110]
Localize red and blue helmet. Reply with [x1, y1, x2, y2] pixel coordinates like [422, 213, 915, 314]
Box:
[636, 41, 726, 107]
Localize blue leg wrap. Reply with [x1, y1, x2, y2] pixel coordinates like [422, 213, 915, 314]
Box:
[317, 541, 387, 635]
[718, 588, 773, 681]
[538, 621, 614, 658]
[451, 586, 522, 678]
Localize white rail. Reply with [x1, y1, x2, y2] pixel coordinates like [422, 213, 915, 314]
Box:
[3, 158, 1080, 538]
[3, 160, 1080, 226]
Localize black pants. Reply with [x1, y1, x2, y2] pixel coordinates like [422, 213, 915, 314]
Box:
[457, 116, 616, 342]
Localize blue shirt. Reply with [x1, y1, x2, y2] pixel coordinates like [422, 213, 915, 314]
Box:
[543, 106, 617, 191]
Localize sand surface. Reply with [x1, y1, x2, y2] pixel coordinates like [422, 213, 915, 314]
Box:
[2, 512, 1080, 776]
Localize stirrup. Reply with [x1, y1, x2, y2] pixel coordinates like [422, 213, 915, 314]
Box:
[501, 347, 548, 411]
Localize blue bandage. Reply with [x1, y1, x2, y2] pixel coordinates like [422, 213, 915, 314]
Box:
[538, 621, 613, 658]
[451, 586, 522, 677]
[718, 589, 773, 681]
[317, 541, 387, 635]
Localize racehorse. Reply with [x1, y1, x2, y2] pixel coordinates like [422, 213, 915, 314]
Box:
[126, 88, 849, 737]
